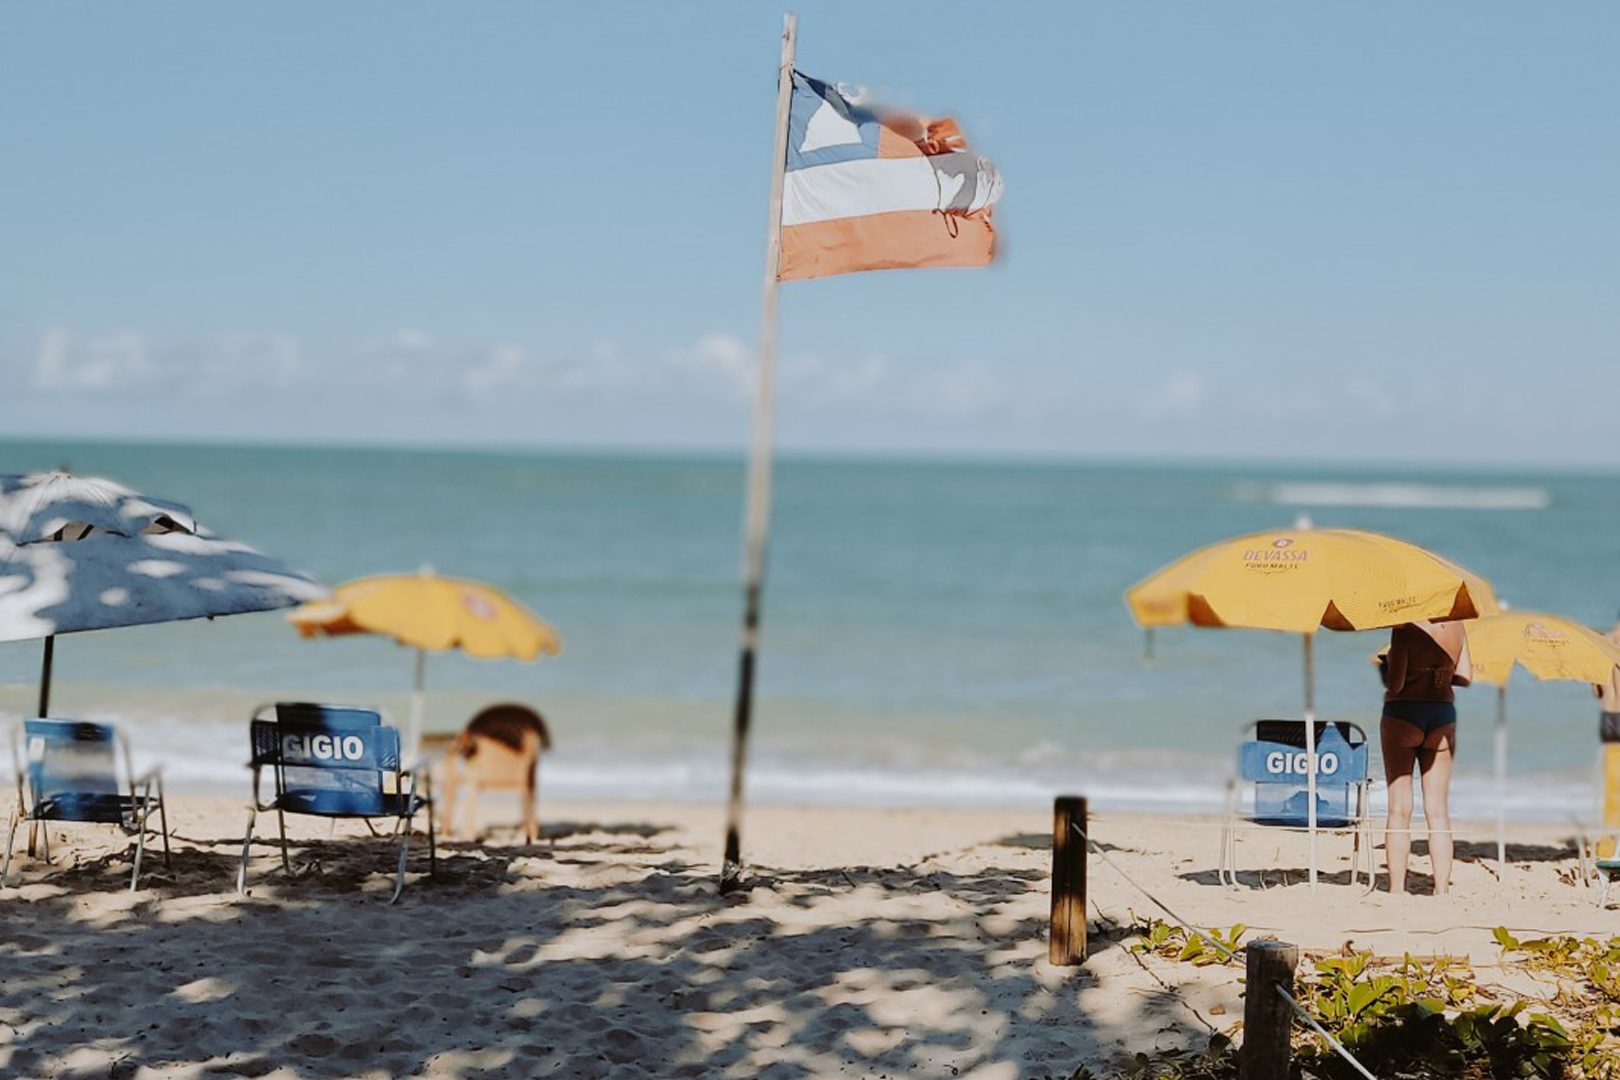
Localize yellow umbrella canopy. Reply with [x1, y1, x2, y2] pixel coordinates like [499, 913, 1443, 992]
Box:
[1126, 527, 1499, 634]
[290, 572, 560, 660]
[1464, 611, 1620, 687]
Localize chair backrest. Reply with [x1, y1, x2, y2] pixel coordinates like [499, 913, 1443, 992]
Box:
[250, 703, 400, 816]
[1238, 720, 1369, 826]
[22, 719, 123, 812]
[450, 703, 548, 791]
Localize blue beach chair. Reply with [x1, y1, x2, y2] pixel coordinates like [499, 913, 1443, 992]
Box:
[238, 703, 435, 904]
[3, 719, 171, 892]
[1219, 719, 1372, 889]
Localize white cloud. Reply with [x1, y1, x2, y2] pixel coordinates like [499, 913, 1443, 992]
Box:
[15, 324, 1612, 466]
[461, 343, 528, 398]
[668, 332, 753, 398]
[1138, 370, 1206, 420]
[30, 326, 306, 395]
[33, 326, 155, 391]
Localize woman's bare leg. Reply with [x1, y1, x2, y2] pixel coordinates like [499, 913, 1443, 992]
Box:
[1417, 725, 1457, 896]
[1382, 717, 1422, 893]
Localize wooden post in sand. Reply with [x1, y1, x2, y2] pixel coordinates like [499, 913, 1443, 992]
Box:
[1048, 796, 1087, 965]
[1240, 940, 1297, 1080]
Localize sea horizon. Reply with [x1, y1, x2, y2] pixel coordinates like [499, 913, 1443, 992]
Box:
[5, 431, 1618, 479]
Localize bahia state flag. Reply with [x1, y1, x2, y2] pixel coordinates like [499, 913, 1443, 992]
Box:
[779, 71, 1003, 282]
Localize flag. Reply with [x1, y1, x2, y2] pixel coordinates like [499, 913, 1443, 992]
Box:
[779, 71, 1003, 282]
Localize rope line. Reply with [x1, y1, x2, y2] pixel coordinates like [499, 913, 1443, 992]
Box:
[1088, 816, 1467, 836]
[1277, 985, 1379, 1080]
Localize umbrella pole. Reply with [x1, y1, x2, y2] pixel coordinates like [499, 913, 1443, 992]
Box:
[28, 634, 56, 857]
[408, 648, 426, 765]
[1496, 684, 1508, 882]
[720, 11, 796, 896]
[37, 635, 55, 718]
[1303, 633, 1318, 891]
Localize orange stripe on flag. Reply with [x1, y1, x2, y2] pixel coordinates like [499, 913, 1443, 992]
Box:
[779, 209, 996, 282]
[876, 124, 924, 159]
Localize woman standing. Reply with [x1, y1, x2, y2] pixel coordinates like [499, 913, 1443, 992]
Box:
[1380, 619, 1472, 895]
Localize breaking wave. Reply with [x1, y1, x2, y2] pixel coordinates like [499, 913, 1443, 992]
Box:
[1233, 481, 1550, 511]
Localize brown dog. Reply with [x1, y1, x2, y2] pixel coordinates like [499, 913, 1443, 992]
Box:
[440, 704, 551, 843]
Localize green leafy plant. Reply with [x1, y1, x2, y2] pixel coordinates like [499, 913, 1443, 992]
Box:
[1075, 928, 1620, 1080]
[1294, 950, 1583, 1078]
[1490, 928, 1620, 1080]
[1125, 917, 1246, 967]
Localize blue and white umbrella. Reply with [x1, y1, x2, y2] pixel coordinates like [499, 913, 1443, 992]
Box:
[0, 472, 327, 714]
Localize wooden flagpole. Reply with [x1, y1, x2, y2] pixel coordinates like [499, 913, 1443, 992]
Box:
[720, 10, 798, 893]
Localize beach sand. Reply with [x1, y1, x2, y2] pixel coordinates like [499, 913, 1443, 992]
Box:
[0, 796, 1608, 1079]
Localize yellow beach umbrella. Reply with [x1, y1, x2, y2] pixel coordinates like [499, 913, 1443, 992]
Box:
[288, 570, 561, 757]
[1466, 612, 1620, 687]
[1126, 525, 1498, 887]
[1127, 527, 1497, 634]
[1464, 611, 1620, 876]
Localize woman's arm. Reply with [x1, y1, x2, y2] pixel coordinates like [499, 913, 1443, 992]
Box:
[1384, 630, 1409, 695]
[1451, 627, 1473, 687]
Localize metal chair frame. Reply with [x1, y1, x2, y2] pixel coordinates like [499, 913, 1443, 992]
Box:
[237, 703, 435, 904]
[1219, 719, 1373, 891]
[3, 719, 171, 892]
[1572, 823, 1620, 907]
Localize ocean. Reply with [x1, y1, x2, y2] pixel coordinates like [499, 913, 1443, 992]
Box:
[1, 439, 1615, 820]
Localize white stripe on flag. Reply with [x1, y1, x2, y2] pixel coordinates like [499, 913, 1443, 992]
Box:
[784, 156, 963, 227]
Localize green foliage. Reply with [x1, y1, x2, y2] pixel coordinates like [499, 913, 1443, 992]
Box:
[1125, 917, 1246, 967]
[1064, 927, 1620, 1080]
[1491, 928, 1620, 1080]
[1291, 951, 1579, 1078]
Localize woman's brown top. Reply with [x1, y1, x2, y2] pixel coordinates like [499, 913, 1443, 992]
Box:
[1383, 621, 1470, 704]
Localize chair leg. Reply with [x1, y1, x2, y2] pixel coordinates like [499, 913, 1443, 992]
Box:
[237, 806, 257, 897]
[441, 758, 459, 841]
[390, 814, 411, 905]
[523, 776, 537, 846]
[158, 779, 172, 869]
[40, 823, 50, 865]
[130, 791, 152, 893]
[426, 800, 437, 879]
[26, 819, 37, 858]
[3, 811, 18, 886]
[277, 809, 290, 874]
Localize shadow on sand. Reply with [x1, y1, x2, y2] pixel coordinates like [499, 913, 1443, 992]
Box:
[0, 816, 1215, 1079]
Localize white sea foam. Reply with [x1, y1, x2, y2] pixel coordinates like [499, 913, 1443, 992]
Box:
[1232, 481, 1551, 511]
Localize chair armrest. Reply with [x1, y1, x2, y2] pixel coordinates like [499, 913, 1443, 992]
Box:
[131, 766, 163, 790]
[404, 767, 429, 808]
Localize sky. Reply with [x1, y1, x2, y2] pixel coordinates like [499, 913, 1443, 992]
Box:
[1, 2, 1617, 467]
